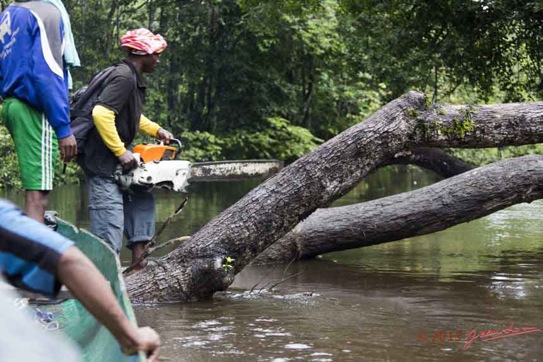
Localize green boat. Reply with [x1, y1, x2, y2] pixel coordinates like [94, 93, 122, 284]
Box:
[28, 217, 145, 362]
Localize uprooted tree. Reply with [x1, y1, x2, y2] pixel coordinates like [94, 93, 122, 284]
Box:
[125, 91, 543, 303]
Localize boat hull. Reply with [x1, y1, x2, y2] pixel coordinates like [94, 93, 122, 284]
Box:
[31, 219, 144, 362]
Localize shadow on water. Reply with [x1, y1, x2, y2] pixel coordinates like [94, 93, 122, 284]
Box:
[2, 165, 542, 361]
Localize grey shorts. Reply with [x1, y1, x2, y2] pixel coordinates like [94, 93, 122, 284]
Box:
[86, 174, 155, 253]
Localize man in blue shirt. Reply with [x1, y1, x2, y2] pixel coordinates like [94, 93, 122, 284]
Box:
[0, 199, 160, 360]
[0, 1, 77, 222]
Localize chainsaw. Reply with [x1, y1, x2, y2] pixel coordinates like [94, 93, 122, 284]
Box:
[114, 139, 283, 192]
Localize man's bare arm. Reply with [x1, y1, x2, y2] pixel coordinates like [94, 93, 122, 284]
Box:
[57, 247, 160, 360]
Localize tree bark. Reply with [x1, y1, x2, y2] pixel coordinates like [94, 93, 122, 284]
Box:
[384, 147, 474, 178]
[254, 155, 543, 264]
[126, 91, 543, 303]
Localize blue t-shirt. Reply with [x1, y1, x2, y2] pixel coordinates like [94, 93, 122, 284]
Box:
[0, 2, 72, 139]
[0, 199, 73, 297]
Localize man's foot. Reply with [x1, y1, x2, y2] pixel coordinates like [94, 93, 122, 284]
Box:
[44, 211, 58, 231]
[131, 243, 148, 271]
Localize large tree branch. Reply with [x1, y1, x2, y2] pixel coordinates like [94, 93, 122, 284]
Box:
[126, 92, 543, 302]
[384, 147, 474, 178]
[414, 102, 543, 147]
[254, 155, 543, 263]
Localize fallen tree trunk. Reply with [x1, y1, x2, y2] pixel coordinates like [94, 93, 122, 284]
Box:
[126, 91, 543, 302]
[254, 155, 543, 263]
[384, 147, 474, 178]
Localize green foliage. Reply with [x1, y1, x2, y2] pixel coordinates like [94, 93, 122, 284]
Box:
[179, 131, 226, 162]
[157, 119, 322, 164]
[0, 124, 20, 189]
[222, 117, 323, 163]
[53, 159, 83, 187]
[407, 108, 419, 117]
[62, 0, 543, 139]
[429, 118, 475, 138]
[341, 1, 543, 104]
[2, 0, 543, 189]
[222, 256, 235, 272]
[449, 144, 543, 166]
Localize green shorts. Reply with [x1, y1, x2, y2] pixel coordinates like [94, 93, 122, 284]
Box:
[1, 98, 58, 190]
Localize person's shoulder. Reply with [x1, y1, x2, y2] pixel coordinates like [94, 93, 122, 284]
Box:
[99, 63, 136, 94]
[115, 63, 133, 76]
[11, 1, 61, 18]
[106, 62, 134, 81]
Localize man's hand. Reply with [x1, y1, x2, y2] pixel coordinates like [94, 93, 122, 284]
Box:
[58, 247, 161, 362]
[129, 326, 161, 362]
[156, 128, 173, 144]
[58, 134, 77, 162]
[118, 150, 138, 170]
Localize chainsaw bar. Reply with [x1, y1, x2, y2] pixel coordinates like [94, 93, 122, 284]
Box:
[188, 160, 283, 183]
[117, 159, 283, 193]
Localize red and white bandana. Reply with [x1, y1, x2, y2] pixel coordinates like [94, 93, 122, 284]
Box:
[120, 28, 167, 55]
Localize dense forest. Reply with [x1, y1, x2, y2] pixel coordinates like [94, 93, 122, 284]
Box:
[1, 0, 543, 187]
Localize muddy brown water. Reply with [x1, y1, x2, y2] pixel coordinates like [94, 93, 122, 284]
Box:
[2, 166, 542, 361]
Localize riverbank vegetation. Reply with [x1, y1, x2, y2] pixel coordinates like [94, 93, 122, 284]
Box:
[1, 0, 542, 188]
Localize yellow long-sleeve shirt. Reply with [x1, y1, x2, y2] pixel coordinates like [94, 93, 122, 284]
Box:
[92, 105, 161, 157]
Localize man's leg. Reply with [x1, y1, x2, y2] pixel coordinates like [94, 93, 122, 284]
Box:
[87, 175, 124, 253]
[24, 190, 49, 223]
[2, 98, 58, 223]
[124, 189, 155, 270]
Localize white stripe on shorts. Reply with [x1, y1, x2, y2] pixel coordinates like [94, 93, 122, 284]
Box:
[41, 115, 54, 190]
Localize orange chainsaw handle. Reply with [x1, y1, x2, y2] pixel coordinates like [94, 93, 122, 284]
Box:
[134, 138, 183, 163]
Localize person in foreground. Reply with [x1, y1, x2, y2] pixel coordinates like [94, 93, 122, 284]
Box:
[0, 198, 160, 361]
[0, 0, 78, 222]
[78, 28, 172, 270]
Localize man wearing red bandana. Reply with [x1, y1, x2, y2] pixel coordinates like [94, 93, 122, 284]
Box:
[78, 28, 173, 270]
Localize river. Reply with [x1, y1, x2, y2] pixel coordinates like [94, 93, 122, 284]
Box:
[2, 165, 542, 361]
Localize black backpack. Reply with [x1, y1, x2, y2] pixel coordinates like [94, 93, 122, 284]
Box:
[70, 65, 117, 154]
